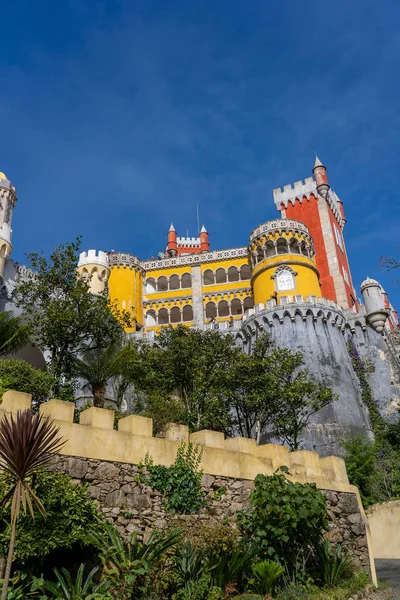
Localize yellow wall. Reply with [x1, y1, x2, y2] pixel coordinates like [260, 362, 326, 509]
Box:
[252, 254, 321, 305]
[108, 266, 143, 331]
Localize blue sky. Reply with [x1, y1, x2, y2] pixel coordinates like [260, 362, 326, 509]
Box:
[1, 0, 400, 305]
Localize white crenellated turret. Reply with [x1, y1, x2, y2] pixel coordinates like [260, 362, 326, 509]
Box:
[360, 277, 389, 333]
[77, 250, 110, 295]
[0, 172, 17, 277]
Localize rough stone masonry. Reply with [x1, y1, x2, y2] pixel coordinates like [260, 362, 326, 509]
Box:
[50, 455, 371, 572]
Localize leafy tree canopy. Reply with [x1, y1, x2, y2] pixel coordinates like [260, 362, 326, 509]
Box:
[14, 238, 132, 395]
[0, 358, 53, 407]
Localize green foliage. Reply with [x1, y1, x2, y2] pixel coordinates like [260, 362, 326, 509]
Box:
[207, 587, 224, 600]
[314, 540, 353, 587]
[138, 442, 205, 514]
[343, 433, 400, 506]
[182, 520, 241, 560]
[238, 468, 328, 579]
[97, 523, 181, 600]
[275, 571, 371, 600]
[0, 471, 105, 563]
[137, 325, 240, 433]
[208, 546, 256, 592]
[39, 564, 110, 599]
[0, 311, 31, 357]
[250, 560, 284, 596]
[71, 343, 130, 408]
[342, 435, 375, 506]
[0, 359, 53, 407]
[14, 238, 132, 396]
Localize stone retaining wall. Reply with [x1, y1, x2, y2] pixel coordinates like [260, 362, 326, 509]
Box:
[50, 455, 370, 571]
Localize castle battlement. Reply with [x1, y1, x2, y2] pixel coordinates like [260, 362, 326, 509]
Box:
[0, 390, 354, 493]
[177, 236, 201, 246]
[78, 249, 109, 269]
[273, 177, 316, 209]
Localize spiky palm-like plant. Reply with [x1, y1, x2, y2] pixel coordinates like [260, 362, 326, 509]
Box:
[0, 311, 30, 357]
[0, 410, 64, 600]
[72, 344, 124, 408]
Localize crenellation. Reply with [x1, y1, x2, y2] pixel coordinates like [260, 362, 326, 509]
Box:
[0, 390, 353, 492]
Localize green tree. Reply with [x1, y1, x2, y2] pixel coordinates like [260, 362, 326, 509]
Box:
[0, 359, 53, 407]
[265, 347, 336, 450]
[229, 334, 335, 449]
[0, 311, 30, 357]
[14, 238, 132, 395]
[72, 343, 127, 408]
[139, 326, 239, 433]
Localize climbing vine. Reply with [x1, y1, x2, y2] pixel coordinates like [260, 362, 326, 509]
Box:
[347, 337, 383, 434]
[137, 442, 205, 514]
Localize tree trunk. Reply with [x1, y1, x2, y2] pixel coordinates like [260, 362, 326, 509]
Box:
[0, 556, 5, 580]
[92, 384, 106, 408]
[1, 519, 16, 600]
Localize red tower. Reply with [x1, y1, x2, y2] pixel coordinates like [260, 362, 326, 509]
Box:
[199, 225, 210, 252]
[273, 157, 357, 310]
[167, 223, 178, 257]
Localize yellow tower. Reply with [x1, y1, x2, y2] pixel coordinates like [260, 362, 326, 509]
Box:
[77, 250, 110, 295]
[0, 172, 17, 277]
[249, 219, 321, 305]
[108, 253, 144, 332]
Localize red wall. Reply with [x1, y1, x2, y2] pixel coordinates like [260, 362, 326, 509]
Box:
[283, 194, 337, 302]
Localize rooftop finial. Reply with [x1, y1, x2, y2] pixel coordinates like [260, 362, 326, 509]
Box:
[169, 223, 176, 232]
[200, 224, 207, 233]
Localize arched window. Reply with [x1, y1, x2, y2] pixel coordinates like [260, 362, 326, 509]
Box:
[216, 268, 227, 284]
[157, 276, 168, 292]
[205, 301, 217, 319]
[146, 277, 156, 293]
[182, 305, 193, 322]
[170, 306, 181, 323]
[218, 300, 229, 317]
[181, 272, 192, 288]
[243, 296, 254, 312]
[91, 266, 98, 276]
[146, 309, 157, 327]
[256, 246, 265, 263]
[231, 298, 242, 315]
[158, 308, 169, 325]
[240, 264, 251, 280]
[265, 242, 275, 258]
[276, 268, 295, 292]
[170, 274, 180, 290]
[276, 238, 288, 255]
[203, 269, 214, 285]
[289, 238, 300, 254]
[228, 266, 239, 282]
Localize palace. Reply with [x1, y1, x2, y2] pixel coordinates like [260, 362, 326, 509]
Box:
[0, 159, 399, 455]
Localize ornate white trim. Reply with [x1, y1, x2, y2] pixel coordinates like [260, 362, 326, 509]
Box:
[142, 247, 248, 271]
[248, 219, 311, 245]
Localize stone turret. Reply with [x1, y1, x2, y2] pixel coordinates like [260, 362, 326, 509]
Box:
[77, 250, 110, 295]
[199, 224, 210, 252]
[0, 172, 17, 277]
[360, 277, 389, 333]
[313, 156, 330, 200]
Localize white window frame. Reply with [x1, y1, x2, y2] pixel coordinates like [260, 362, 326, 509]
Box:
[276, 268, 296, 292]
[342, 266, 349, 285]
[335, 225, 344, 252]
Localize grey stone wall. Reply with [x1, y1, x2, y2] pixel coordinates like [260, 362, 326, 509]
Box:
[243, 306, 371, 456]
[50, 454, 370, 572]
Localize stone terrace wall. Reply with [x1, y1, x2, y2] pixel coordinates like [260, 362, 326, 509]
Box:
[51, 455, 370, 572]
[0, 391, 376, 582]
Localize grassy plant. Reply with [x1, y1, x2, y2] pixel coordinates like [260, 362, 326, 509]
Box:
[40, 564, 110, 599]
[314, 539, 353, 586]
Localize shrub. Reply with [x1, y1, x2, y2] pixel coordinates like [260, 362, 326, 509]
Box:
[251, 560, 285, 596]
[181, 520, 241, 560]
[38, 564, 110, 599]
[314, 539, 353, 587]
[0, 471, 106, 570]
[238, 467, 328, 580]
[0, 358, 53, 407]
[137, 442, 205, 513]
